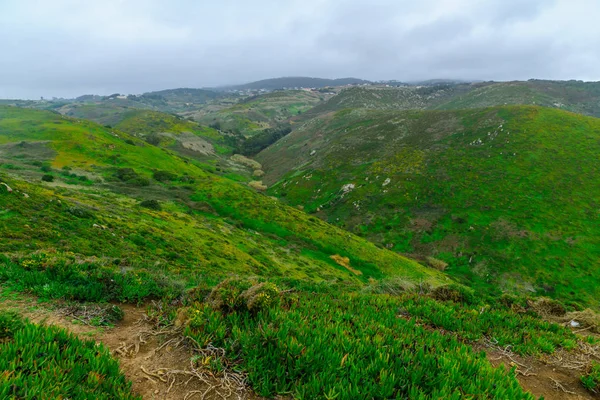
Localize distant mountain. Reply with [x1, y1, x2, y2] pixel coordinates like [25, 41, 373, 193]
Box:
[409, 79, 482, 86]
[215, 77, 371, 91]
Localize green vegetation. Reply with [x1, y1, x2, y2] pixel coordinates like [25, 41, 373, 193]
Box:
[260, 105, 600, 307]
[3, 83, 600, 398]
[196, 90, 326, 137]
[0, 105, 444, 302]
[0, 311, 138, 399]
[581, 361, 600, 393]
[182, 279, 579, 399]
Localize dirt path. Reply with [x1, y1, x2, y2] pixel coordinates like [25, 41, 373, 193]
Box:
[1, 288, 597, 399]
[483, 347, 597, 400]
[0, 289, 262, 400]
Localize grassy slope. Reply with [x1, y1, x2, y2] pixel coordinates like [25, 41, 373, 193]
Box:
[435, 80, 600, 117]
[258, 105, 600, 307]
[297, 81, 600, 123]
[0, 105, 444, 297]
[195, 90, 328, 136]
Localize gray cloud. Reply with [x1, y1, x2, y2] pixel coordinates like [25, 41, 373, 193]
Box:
[0, 0, 598, 98]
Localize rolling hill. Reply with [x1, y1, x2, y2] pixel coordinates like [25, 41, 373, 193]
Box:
[299, 80, 600, 121]
[3, 104, 600, 399]
[193, 90, 331, 136]
[258, 105, 600, 307]
[0, 105, 443, 288]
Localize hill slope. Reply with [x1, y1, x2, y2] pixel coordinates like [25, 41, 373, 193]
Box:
[0, 105, 444, 293]
[436, 80, 600, 117]
[3, 105, 599, 399]
[193, 90, 329, 137]
[258, 105, 600, 307]
[302, 80, 600, 121]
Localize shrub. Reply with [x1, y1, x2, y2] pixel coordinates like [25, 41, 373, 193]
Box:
[67, 206, 94, 219]
[41, 174, 54, 182]
[430, 284, 477, 305]
[529, 297, 567, 317]
[206, 279, 253, 313]
[114, 168, 150, 187]
[153, 170, 177, 182]
[240, 282, 280, 313]
[40, 165, 52, 172]
[139, 199, 162, 211]
[426, 256, 448, 271]
[581, 361, 600, 393]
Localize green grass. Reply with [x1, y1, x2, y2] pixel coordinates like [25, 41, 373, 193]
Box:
[259, 105, 600, 307]
[0, 311, 138, 399]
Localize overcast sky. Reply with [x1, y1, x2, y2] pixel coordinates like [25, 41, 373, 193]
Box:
[1, 0, 598, 99]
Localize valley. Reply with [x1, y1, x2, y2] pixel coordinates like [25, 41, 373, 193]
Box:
[1, 78, 600, 399]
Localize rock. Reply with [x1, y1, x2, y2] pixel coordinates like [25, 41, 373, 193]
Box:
[570, 320, 581, 327]
[0, 183, 13, 193]
[310, 150, 316, 156]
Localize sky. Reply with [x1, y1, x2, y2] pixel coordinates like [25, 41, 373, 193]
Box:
[1, 0, 599, 99]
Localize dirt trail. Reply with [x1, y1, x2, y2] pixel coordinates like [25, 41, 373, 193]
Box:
[483, 348, 597, 400]
[0, 291, 262, 400]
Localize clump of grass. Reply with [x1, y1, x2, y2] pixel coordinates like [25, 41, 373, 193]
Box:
[529, 297, 567, 317]
[362, 276, 416, 295]
[139, 199, 161, 211]
[581, 361, 600, 393]
[426, 256, 448, 271]
[430, 284, 476, 305]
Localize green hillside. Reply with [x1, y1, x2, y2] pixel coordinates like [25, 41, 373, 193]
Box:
[195, 90, 329, 137]
[258, 105, 600, 307]
[2, 104, 599, 399]
[436, 80, 600, 117]
[0, 105, 443, 292]
[298, 80, 600, 122]
[298, 85, 472, 120]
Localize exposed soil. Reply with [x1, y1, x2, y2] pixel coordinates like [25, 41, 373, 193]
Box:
[482, 347, 598, 400]
[0, 290, 262, 400]
[2, 288, 598, 399]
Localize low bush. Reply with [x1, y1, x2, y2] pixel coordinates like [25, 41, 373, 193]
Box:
[153, 170, 177, 182]
[140, 199, 162, 211]
[430, 284, 477, 305]
[41, 174, 54, 182]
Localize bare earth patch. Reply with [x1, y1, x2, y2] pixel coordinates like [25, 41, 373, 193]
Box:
[0, 289, 263, 400]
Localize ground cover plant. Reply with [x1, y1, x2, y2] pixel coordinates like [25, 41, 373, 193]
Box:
[0, 311, 138, 399]
[181, 278, 583, 399]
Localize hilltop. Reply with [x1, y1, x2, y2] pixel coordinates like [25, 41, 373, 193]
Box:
[215, 76, 371, 91]
[298, 80, 600, 121]
[258, 105, 600, 307]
